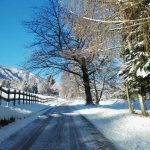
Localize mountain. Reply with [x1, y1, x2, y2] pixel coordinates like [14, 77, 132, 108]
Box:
[0, 65, 58, 95]
[0, 65, 45, 93]
[0, 65, 43, 83]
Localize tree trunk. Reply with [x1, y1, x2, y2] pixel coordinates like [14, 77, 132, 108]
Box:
[81, 59, 93, 105]
[92, 73, 99, 104]
[95, 86, 99, 104]
[99, 76, 106, 102]
[125, 84, 134, 114]
[99, 90, 103, 102]
[138, 93, 147, 116]
[74, 75, 81, 98]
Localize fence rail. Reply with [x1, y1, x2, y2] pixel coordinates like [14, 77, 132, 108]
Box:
[0, 86, 49, 106]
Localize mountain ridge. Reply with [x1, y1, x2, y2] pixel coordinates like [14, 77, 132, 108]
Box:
[0, 65, 43, 83]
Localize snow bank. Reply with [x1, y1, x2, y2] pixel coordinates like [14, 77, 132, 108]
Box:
[0, 96, 68, 121]
[0, 97, 68, 144]
[0, 107, 49, 144]
[0, 102, 49, 143]
[71, 99, 150, 150]
[0, 101, 49, 120]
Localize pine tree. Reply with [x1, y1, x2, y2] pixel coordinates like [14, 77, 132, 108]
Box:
[119, 0, 150, 115]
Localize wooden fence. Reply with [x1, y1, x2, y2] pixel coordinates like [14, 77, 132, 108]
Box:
[0, 86, 49, 106]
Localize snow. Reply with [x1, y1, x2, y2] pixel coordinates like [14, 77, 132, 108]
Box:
[0, 102, 48, 120]
[0, 103, 48, 143]
[0, 107, 49, 144]
[137, 68, 150, 78]
[69, 9, 150, 24]
[0, 97, 68, 144]
[136, 68, 149, 78]
[0, 96, 66, 120]
[136, 59, 150, 78]
[2, 97, 150, 149]
[71, 99, 150, 150]
[0, 65, 42, 83]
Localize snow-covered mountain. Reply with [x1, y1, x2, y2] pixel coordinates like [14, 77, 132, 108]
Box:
[0, 65, 58, 95]
[0, 65, 43, 83]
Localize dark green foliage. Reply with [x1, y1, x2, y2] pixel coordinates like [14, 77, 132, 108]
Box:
[119, 0, 150, 94]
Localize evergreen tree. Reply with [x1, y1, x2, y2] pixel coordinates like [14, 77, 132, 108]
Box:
[119, 0, 150, 115]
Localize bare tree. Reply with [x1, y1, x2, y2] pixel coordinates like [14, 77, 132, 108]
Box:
[24, 0, 103, 104]
[90, 53, 120, 103]
[60, 72, 84, 99]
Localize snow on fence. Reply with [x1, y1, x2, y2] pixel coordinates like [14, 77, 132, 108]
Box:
[0, 86, 49, 107]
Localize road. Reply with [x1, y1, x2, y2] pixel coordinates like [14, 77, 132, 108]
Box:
[0, 104, 116, 150]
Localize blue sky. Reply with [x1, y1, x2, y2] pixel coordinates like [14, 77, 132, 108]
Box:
[0, 0, 44, 68]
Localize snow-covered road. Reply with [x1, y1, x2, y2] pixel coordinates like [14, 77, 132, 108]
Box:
[0, 104, 116, 150]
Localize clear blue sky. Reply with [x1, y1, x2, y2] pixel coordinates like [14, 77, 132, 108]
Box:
[0, 0, 45, 68]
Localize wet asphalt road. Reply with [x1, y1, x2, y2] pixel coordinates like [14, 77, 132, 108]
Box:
[0, 105, 116, 150]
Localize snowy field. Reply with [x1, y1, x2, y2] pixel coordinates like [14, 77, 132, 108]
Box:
[71, 99, 150, 150]
[1, 97, 150, 149]
[0, 101, 47, 120]
[0, 97, 68, 143]
[0, 94, 65, 120]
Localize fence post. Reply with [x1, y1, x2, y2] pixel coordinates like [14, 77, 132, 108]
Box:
[33, 95, 36, 103]
[13, 90, 16, 106]
[26, 93, 28, 104]
[33, 95, 34, 104]
[30, 94, 32, 104]
[23, 92, 25, 104]
[29, 94, 31, 104]
[35, 96, 37, 103]
[31, 95, 33, 104]
[34, 95, 36, 104]
[30, 94, 31, 104]
[36, 96, 38, 103]
[7, 89, 10, 107]
[0, 86, 2, 105]
[18, 91, 21, 105]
